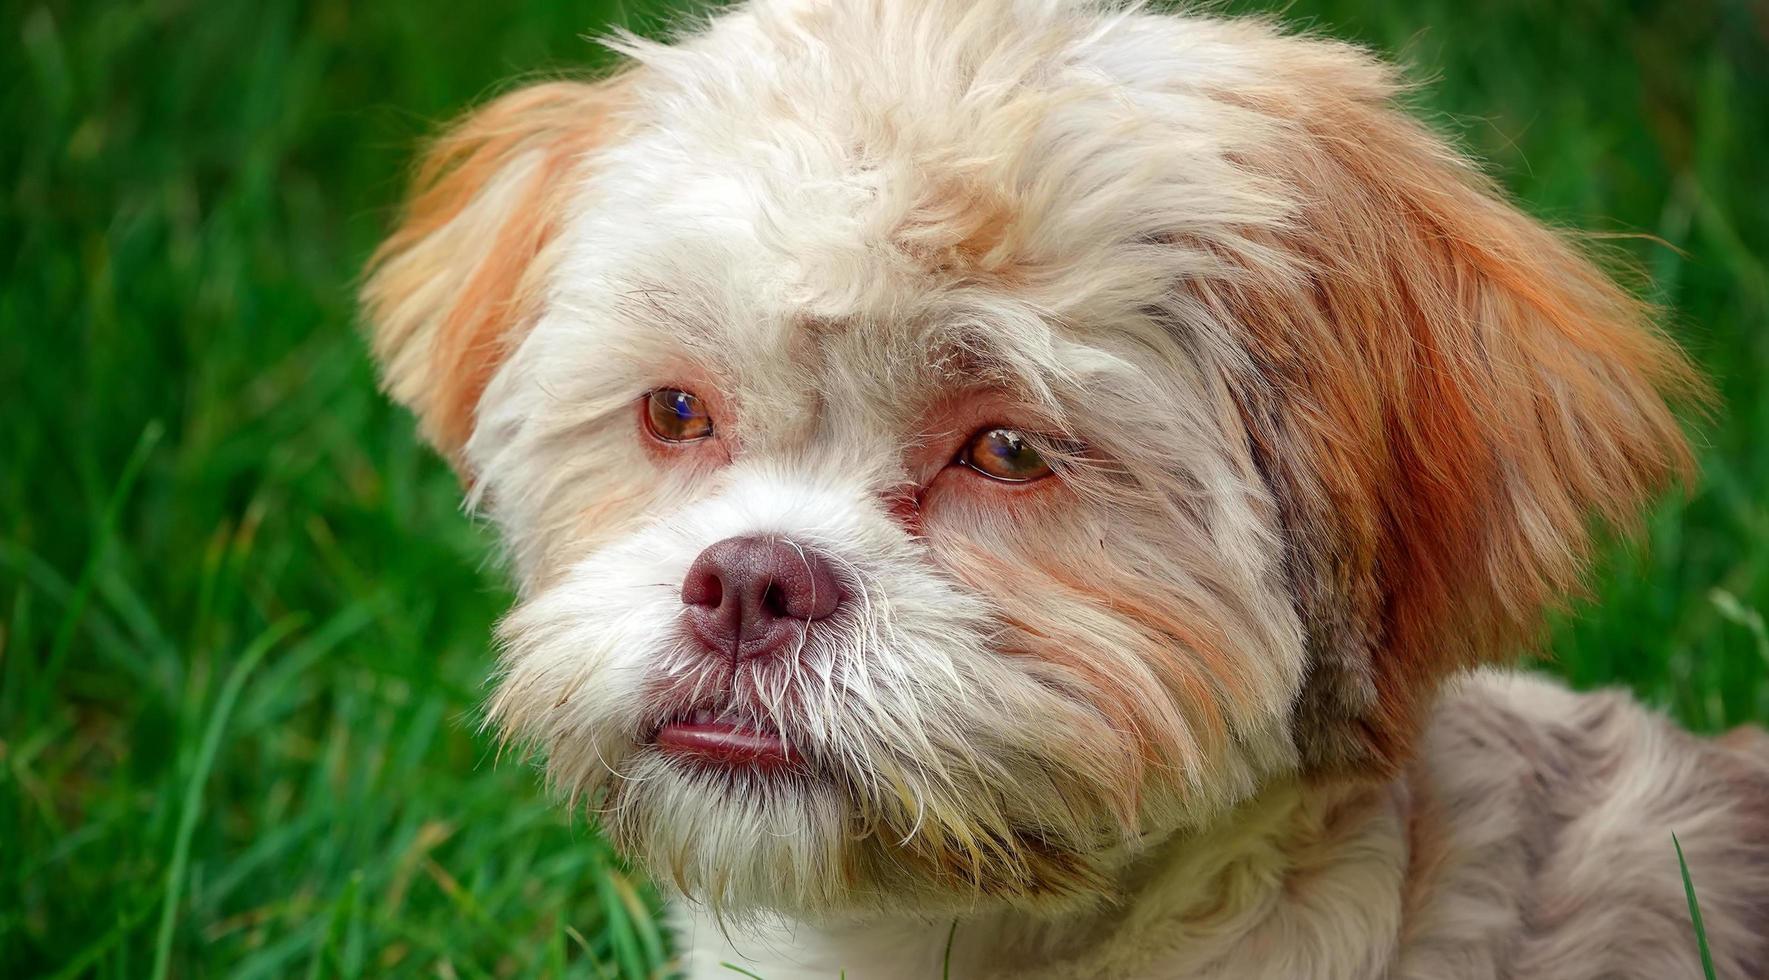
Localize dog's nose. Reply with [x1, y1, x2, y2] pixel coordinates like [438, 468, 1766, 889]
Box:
[681, 535, 843, 660]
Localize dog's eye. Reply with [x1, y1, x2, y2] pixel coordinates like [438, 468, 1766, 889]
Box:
[959, 427, 1053, 482]
[644, 388, 714, 442]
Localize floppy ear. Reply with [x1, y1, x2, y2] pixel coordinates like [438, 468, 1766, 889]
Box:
[1201, 43, 1704, 775]
[361, 75, 633, 467]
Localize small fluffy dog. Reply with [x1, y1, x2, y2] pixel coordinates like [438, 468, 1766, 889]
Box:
[360, 1, 1768, 976]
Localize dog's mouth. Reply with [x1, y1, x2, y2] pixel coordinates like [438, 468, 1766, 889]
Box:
[649, 707, 793, 768]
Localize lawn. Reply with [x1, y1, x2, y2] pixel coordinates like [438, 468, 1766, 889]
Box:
[3, 0, 1765, 976]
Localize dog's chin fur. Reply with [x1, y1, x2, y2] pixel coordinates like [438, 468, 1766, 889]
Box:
[361, 0, 1768, 975]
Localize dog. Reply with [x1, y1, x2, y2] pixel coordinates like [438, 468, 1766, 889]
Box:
[359, 1, 1769, 976]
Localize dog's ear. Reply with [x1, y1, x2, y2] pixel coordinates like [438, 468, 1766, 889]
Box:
[1203, 46, 1704, 775]
[361, 75, 633, 468]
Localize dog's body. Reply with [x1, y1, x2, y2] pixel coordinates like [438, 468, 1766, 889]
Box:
[360, 1, 1767, 976]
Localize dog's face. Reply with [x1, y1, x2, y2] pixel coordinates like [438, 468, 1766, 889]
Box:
[362, 0, 1695, 914]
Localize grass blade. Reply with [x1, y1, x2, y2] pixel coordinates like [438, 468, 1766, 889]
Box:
[42, 420, 164, 698]
[1674, 833, 1718, 980]
[149, 615, 303, 980]
[943, 918, 958, 980]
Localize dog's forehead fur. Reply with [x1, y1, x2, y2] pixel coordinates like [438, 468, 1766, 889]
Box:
[519, 0, 1293, 501]
[573, 1, 1290, 321]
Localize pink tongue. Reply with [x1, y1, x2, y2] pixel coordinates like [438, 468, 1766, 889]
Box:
[655, 720, 790, 765]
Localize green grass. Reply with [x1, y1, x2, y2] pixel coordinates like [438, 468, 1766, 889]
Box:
[1674, 834, 1719, 980]
[3, 0, 1765, 976]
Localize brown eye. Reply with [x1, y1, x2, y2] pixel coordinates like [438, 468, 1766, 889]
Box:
[960, 427, 1053, 482]
[644, 388, 714, 442]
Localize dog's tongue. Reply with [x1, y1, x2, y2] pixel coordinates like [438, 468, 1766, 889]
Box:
[655, 718, 791, 766]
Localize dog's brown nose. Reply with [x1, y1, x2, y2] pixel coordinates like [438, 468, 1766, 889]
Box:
[681, 535, 843, 660]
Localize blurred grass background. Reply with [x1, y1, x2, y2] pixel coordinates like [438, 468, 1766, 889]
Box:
[3, 0, 1766, 976]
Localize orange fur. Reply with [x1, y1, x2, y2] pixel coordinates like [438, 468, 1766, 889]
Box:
[1204, 56, 1703, 772]
[894, 178, 1025, 284]
[937, 539, 1256, 824]
[362, 76, 634, 462]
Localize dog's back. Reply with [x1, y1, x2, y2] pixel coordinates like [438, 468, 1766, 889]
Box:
[1399, 672, 1769, 978]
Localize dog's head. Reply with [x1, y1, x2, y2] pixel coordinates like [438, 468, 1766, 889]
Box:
[361, 0, 1697, 914]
